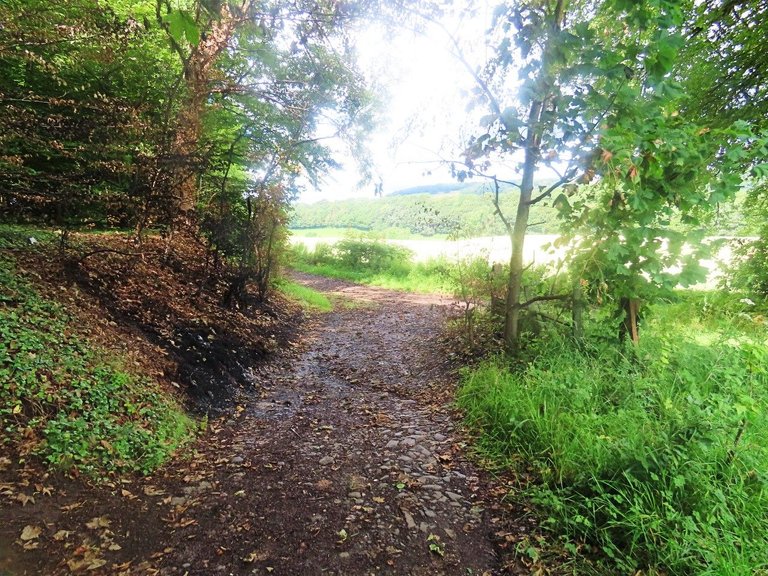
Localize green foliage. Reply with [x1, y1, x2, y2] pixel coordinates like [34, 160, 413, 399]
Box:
[723, 238, 768, 301]
[276, 279, 332, 312]
[0, 258, 193, 477]
[0, 0, 377, 312]
[0, 0, 183, 226]
[332, 238, 414, 275]
[680, 0, 768, 132]
[458, 296, 768, 574]
[164, 9, 200, 45]
[292, 227, 444, 240]
[720, 181, 768, 300]
[443, 256, 506, 351]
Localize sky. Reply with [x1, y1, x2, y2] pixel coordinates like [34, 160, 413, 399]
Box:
[298, 6, 492, 204]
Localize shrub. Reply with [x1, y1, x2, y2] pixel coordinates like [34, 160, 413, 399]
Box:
[287, 238, 450, 293]
[333, 238, 414, 276]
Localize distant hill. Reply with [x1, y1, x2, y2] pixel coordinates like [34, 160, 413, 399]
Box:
[387, 182, 478, 196]
[290, 181, 560, 237]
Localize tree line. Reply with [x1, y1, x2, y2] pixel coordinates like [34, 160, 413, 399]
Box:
[0, 0, 383, 300]
[291, 184, 562, 236]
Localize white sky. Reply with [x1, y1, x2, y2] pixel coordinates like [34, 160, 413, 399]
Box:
[299, 6, 492, 203]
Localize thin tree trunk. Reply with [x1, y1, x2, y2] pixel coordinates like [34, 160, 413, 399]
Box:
[503, 101, 542, 353]
[502, 0, 565, 354]
[619, 297, 640, 344]
[572, 278, 584, 341]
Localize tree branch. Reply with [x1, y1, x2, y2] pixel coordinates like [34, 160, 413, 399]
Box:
[408, 8, 503, 117]
[519, 293, 570, 309]
[492, 176, 514, 237]
[527, 78, 628, 206]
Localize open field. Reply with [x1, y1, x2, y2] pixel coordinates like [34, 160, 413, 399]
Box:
[289, 232, 744, 289]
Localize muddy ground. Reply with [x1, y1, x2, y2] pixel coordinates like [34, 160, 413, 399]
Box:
[1, 273, 536, 575]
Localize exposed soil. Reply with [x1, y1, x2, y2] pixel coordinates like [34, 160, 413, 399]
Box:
[1, 269, 536, 575]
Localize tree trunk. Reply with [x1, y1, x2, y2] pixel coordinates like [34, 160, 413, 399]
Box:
[162, 1, 251, 219]
[503, 101, 542, 353]
[572, 278, 584, 342]
[501, 0, 565, 354]
[619, 297, 640, 344]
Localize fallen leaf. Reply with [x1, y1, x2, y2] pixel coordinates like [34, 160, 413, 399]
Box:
[53, 530, 71, 541]
[20, 525, 41, 541]
[242, 550, 269, 563]
[85, 516, 111, 530]
[315, 479, 333, 490]
[143, 486, 165, 497]
[16, 493, 35, 506]
[108, 543, 122, 551]
[87, 559, 107, 570]
[35, 484, 53, 496]
[177, 518, 197, 528]
[372, 496, 385, 503]
[67, 558, 89, 572]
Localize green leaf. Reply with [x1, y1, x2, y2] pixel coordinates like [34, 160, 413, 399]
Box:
[553, 193, 571, 214]
[164, 10, 200, 46]
[751, 163, 768, 179]
[500, 107, 523, 131]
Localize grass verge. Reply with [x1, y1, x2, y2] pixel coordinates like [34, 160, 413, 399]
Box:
[288, 239, 451, 294]
[0, 254, 194, 478]
[458, 294, 768, 575]
[277, 279, 333, 312]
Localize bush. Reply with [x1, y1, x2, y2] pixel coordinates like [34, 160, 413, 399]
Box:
[458, 331, 768, 574]
[332, 238, 414, 276]
[721, 236, 768, 300]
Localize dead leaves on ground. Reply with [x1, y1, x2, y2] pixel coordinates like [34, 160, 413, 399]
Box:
[0, 475, 54, 506]
[19, 524, 42, 549]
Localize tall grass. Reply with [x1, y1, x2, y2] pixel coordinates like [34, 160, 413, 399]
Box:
[459, 302, 768, 575]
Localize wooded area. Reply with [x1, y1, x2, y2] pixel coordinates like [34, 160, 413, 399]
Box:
[455, 0, 768, 350]
[2, 0, 768, 573]
[1, 0, 380, 301]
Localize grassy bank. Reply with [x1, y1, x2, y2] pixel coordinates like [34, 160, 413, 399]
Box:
[277, 279, 333, 312]
[288, 238, 452, 294]
[458, 294, 768, 574]
[0, 253, 194, 477]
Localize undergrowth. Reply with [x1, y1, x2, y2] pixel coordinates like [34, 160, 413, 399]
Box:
[0, 254, 194, 477]
[459, 297, 768, 575]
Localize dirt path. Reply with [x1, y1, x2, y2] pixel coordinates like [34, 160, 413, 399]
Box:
[1, 274, 528, 575]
